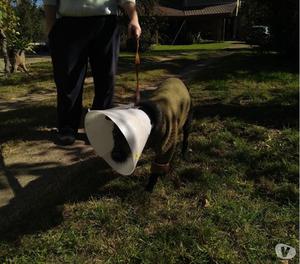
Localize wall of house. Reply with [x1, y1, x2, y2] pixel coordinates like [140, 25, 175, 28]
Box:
[186, 16, 230, 41]
[156, 15, 236, 45]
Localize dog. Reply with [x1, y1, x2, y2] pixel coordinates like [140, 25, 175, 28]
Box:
[9, 49, 30, 75]
[111, 77, 193, 192]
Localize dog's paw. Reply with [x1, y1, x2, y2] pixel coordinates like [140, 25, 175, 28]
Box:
[145, 173, 160, 192]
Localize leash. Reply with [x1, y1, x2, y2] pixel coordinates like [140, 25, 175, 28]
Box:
[134, 38, 140, 105]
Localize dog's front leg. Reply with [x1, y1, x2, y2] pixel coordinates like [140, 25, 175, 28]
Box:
[145, 145, 175, 192]
[145, 173, 160, 193]
[145, 162, 170, 192]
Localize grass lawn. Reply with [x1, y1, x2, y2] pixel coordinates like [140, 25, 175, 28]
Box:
[0, 43, 298, 263]
[150, 41, 236, 51]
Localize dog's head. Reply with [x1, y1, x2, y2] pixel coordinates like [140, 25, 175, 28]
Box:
[103, 116, 132, 163]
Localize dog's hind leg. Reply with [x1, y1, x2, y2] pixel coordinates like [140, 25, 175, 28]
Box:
[145, 163, 170, 193]
[20, 64, 31, 76]
[181, 108, 193, 160]
[145, 162, 170, 192]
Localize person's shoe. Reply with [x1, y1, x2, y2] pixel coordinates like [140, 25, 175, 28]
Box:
[56, 127, 76, 146]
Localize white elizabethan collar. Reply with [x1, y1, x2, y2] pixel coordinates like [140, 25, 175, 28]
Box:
[85, 105, 152, 175]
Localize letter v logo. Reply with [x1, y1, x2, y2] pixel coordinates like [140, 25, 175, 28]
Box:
[275, 243, 296, 260]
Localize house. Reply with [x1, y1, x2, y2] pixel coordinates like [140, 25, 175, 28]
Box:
[154, 0, 241, 43]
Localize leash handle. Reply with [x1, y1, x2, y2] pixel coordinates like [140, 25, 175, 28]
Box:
[135, 38, 140, 105]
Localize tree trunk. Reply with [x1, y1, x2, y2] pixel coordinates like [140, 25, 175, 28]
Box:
[0, 29, 11, 75]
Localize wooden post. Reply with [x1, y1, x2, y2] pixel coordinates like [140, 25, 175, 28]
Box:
[222, 18, 226, 41]
[155, 30, 159, 44]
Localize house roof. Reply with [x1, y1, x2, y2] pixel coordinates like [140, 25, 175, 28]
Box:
[154, 6, 185, 17]
[184, 2, 237, 16]
[154, 1, 239, 17]
[159, 0, 238, 9]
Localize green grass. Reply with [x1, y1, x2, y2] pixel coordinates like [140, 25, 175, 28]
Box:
[151, 41, 234, 51]
[0, 45, 298, 263]
[0, 61, 55, 100]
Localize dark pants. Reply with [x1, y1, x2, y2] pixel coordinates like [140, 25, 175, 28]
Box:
[49, 15, 120, 132]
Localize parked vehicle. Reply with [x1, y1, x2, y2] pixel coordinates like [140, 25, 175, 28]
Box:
[246, 25, 271, 49]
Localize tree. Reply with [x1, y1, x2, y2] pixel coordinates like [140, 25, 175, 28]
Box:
[0, 0, 19, 75]
[120, 0, 160, 51]
[15, 0, 44, 43]
[135, 0, 160, 50]
[0, 0, 44, 75]
[265, 0, 299, 58]
[240, 0, 299, 58]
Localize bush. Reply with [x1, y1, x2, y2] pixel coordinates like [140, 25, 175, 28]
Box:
[240, 0, 299, 59]
[118, 13, 157, 52]
[268, 0, 299, 58]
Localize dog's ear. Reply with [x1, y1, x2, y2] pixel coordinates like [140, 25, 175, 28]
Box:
[138, 101, 162, 127]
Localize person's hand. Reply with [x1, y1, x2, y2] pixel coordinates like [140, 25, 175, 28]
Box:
[128, 19, 141, 40]
[122, 2, 141, 39]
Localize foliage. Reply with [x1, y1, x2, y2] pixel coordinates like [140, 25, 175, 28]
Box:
[0, 0, 44, 52]
[0, 0, 19, 42]
[0, 0, 19, 74]
[239, 0, 299, 57]
[137, 0, 160, 51]
[245, 26, 271, 51]
[265, 0, 299, 58]
[136, 0, 158, 14]
[120, 0, 160, 51]
[15, 0, 44, 44]
[10, 37, 35, 53]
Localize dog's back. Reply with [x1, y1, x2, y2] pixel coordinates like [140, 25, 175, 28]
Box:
[139, 77, 191, 154]
[138, 78, 192, 191]
[109, 78, 192, 192]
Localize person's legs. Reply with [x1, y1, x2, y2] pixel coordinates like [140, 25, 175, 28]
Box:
[49, 17, 91, 135]
[88, 16, 120, 110]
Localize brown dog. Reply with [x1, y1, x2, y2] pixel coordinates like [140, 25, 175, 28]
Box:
[9, 49, 30, 74]
[111, 78, 192, 192]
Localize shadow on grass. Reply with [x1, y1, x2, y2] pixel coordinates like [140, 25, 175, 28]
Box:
[190, 52, 299, 128]
[0, 105, 57, 142]
[0, 103, 118, 241]
[0, 103, 152, 241]
[0, 62, 53, 86]
[191, 52, 298, 84]
[0, 155, 118, 241]
[193, 102, 298, 129]
[117, 55, 201, 76]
